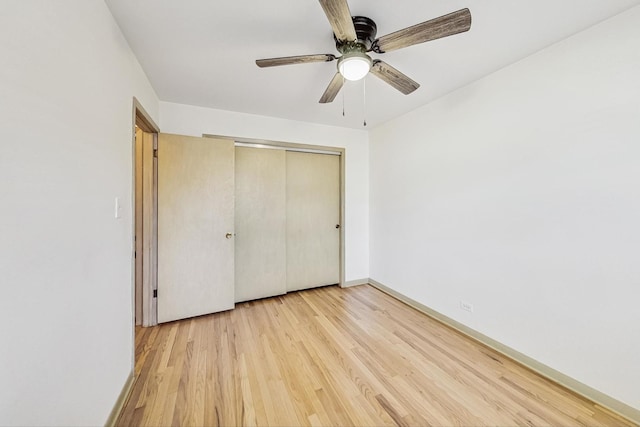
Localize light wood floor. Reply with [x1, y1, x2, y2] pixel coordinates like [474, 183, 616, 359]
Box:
[118, 285, 634, 426]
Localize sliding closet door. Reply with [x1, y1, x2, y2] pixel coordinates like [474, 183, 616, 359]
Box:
[157, 134, 235, 323]
[286, 151, 340, 291]
[234, 147, 287, 302]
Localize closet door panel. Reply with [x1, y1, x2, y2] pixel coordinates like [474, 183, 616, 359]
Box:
[286, 151, 340, 291]
[235, 147, 287, 302]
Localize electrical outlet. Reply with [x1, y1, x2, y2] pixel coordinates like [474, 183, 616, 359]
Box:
[460, 300, 474, 313]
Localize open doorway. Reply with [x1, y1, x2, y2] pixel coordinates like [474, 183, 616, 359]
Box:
[133, 98, 159, 330]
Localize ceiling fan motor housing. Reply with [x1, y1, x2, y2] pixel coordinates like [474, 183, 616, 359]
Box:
[335, 16, 377, 52]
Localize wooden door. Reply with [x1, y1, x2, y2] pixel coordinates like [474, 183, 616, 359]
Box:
[134, 127, 143, 325]
[157, 133, 235, 323]
[286, 151, 340, 291]
[234, 147, 287, 302]
[135, 127, 157, 327]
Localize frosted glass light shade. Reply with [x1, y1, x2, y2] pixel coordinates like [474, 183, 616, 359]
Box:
[338, 53, 372, 81]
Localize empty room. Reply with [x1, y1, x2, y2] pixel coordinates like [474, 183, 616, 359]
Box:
[1, 1, 639, 426]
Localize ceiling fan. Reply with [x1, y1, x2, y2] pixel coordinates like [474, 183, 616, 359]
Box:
[256, 0, 472, 103]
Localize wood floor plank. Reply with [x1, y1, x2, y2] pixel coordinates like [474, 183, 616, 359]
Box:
[118, 285, 636, 427]
[145, 367, 175, 427]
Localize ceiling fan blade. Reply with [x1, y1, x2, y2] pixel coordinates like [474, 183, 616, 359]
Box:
[373, 8, 471, 53]
[370, 60, 420, 95]
[318, 0, 357, 42]
[256, 54, 336, 68]
[319, 73, 344, 103]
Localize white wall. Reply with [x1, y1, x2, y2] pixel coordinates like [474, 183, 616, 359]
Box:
[160, 102, 370, 282]
[0, 1, 159, 425]
[370, 6, 640, 411]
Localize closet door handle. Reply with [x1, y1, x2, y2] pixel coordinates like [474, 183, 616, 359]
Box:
[225, 233, 234, 239]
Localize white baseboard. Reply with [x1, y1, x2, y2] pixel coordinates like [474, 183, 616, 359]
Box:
[104, 371, 135, 427]
[342, 278, 369, 288]
[367, 278, 640, 425]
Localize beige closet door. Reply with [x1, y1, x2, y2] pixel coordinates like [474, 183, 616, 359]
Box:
[286, 151, 340, 291]
[157, 133, 235, 323]
[235, 147, 287, 302]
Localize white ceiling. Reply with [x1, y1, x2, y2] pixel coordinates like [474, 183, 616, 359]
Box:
[105, 0, 640, 129]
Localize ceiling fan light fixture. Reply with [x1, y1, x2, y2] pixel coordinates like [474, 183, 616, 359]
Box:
[338, 51, 372, 81]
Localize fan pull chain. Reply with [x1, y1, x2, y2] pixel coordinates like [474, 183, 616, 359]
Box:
[342, 75, 345, 117]
[363, 77, 367, 127]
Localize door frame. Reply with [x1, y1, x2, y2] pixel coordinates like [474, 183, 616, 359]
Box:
[132, 98, 159, 330]
[204, 134, 346, 288]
